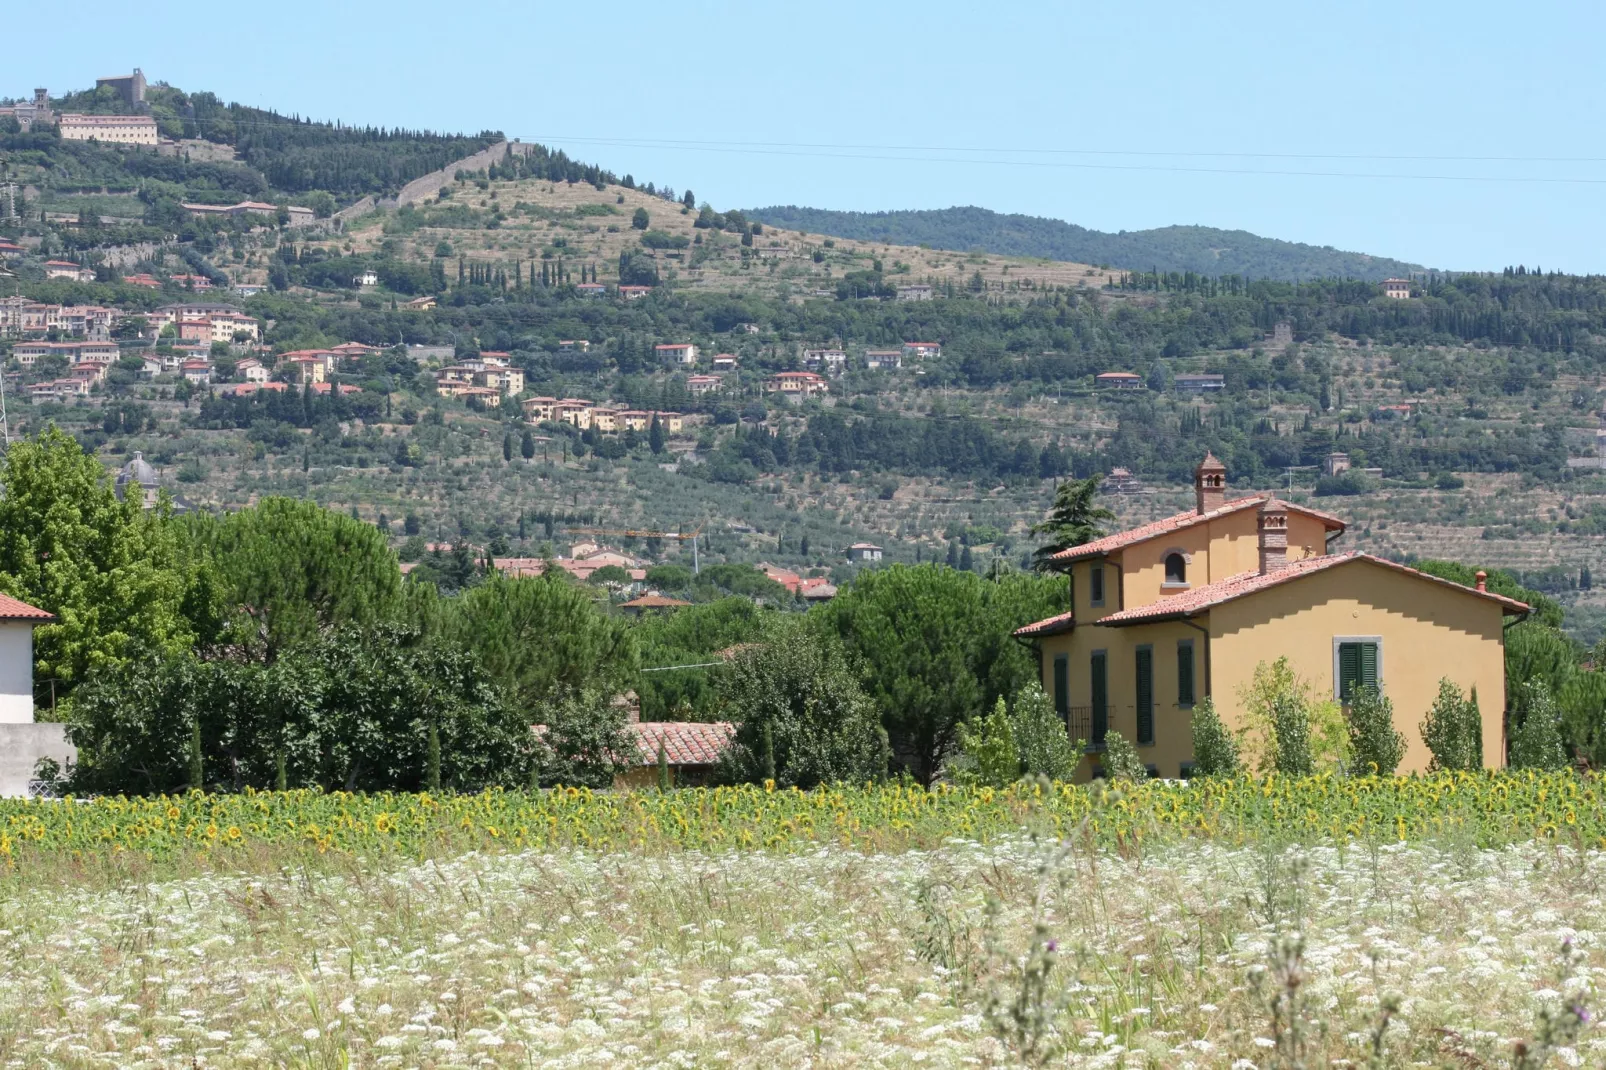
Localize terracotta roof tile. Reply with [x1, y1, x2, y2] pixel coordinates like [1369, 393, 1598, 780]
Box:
[1013, 609, 1075, 638]
[1090, 552, 1529, 625]
[629, 722, 734, 766]
[0, 593, 54, 621]
[621, 594, 690, 608]
[1049, 495, 1345, 564]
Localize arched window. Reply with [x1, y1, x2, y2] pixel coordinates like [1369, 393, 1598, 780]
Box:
[1164, 552, 1187, 585]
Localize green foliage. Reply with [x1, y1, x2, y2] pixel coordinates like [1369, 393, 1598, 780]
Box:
[0, 427, 195, 700]
[64, 623, 535, 795]
[644, 564, 694, 591]
[631, 207, 649, 230]
[1345, 685, 1405, 775]
[197, 497, 401, 661]
[634, 597, 780, 720]
[1271, 693, 1315, 776]
[1030, 475, 1115, 570]
[717, 629, 884, 788]
[1010, 684, 1081, 781]
[1189, 697, 1240, 777]
[952, 698, 1021, 788]
[1556, 672, 1606, 768]
[1502, 621, 1578, 707]
[820, 565, 1062, 783]
[1100, 730, 1148, 782]
[1509, 681, 1569, 770]
[1420, 679, 1484, 771]
[431, 576, 636, 714]
[1238, 658, 1347, 774]
[530, 688, 632, 789]
[586, 564, 631, 586]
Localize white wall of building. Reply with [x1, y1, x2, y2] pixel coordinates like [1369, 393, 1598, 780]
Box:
[0, 623, 36, 724]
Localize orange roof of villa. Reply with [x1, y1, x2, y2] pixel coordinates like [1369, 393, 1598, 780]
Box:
[1095, 552, 1528, 626]
[1048, 495, 1346, 564]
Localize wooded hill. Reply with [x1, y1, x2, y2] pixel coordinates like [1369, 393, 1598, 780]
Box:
[746, 205, 1427, 282]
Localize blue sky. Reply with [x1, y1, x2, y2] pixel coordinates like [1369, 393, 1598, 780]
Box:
[11, 1, 1606, 271]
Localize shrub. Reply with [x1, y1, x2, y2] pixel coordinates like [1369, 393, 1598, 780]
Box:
[1239, 657, 1348, 773]
[1190, 697, 1240, 776]
[1346, 685, 1405, 775]
[1509, 681, 1568, 770]
[1010, 684, 1081, 781]
[1421, 679, 1483, 771]
[952, 697, 1021, 788]
[1101, 730, 1148, 782]
[1272, 693, 1315, 776]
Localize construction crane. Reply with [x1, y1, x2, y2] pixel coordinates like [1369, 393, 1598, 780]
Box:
[567, 524, 705, 573]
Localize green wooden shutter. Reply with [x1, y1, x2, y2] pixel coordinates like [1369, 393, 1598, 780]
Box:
[1052, 655, 1069, 719]
[1135, 647, 1154, 745]
[1090, 653, 1108, 745]
[1338, 642, 1373, 702]
[1177, 642, 1195, 707]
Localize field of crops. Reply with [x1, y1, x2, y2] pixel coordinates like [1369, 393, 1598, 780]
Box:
[5, 771, 1605, 867]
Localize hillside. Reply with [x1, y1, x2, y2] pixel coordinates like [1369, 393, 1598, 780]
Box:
[314, 158, 1119, 299]
[745, 205, 1428, 282]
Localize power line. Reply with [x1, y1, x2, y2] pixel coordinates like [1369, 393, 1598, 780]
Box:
[31, 114, 1606, 184]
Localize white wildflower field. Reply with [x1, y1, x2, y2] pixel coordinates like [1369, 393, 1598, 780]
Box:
[2, 837, 1602, 1067]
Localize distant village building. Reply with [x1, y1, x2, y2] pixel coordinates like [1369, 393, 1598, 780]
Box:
[765, 371, 828, 399]
[1095, 371, 1143, 390]
[1174, 373, 1226, 393]
[44, 260, 93, 282]
[864, 349, 902, 371]
[1382, 278, 1412, 300]
[1102, 467, 1145, 494]
[902, 341, 942, 359]
[0, 88, 53, 132]
[1323, 452, 1351, 477]
[847, 542, 884, 562]
[58, 114, 159, 146]
[655, 343, 699, 366]
[1271, 321, 1294, 346]
[96, 69, 148, 108]
[687, 374, 723, 395]
[896, 285, 933, 301]
[801, 348, 847, 372]
[711, 353, 739, 371]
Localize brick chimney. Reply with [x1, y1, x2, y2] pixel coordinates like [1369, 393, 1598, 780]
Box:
[1475, 570, 1487, 593]
[1195, 452, 1227, 515]
[1258, 499, 1289, 574]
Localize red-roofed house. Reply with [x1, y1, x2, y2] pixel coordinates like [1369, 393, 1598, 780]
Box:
[765, 371, 828, 398]
[656, 343, 699, 366]
[1012, 453, 1526, 779]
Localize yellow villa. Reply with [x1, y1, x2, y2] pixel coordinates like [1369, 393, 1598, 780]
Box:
[1014, 453, 1528, 778]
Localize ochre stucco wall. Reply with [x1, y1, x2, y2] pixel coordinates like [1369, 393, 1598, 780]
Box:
[1207, 560, 1508, 772]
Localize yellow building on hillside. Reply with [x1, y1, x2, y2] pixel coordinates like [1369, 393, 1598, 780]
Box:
[1015, 453, 1528, 778]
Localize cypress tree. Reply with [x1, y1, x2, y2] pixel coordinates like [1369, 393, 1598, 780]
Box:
[188, 718, 205, 791]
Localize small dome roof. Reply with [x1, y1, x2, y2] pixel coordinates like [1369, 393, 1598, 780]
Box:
[117, 450, 158, 488]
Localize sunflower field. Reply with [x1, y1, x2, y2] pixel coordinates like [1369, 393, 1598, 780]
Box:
[4, 769, 1603, 864]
